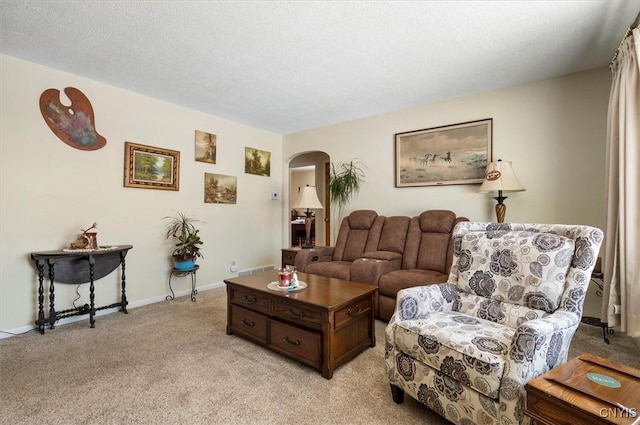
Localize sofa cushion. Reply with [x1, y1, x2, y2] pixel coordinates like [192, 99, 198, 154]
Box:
[402, 210, 458, 273]
[332, 210, 384, 262]
[348, 209, 378, 229]
[378, 216, 411, 253]
[305, 260, 352, 280]
[341, 229, 374, 262]
[457, 230, 575, 313]
[416, 233, 451, 273]
[392, 311, 515, 399]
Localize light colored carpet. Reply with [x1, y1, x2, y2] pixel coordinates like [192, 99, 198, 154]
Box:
[1, 286, 638, 425]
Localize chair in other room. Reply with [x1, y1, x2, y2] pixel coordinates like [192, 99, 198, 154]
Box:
[385, 222, 603, 425]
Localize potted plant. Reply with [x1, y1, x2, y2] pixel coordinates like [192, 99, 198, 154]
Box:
[163, 212, 204, 270]
[329, 160, 366, 242]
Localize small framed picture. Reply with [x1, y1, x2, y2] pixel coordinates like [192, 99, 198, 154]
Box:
[194, 130, 216, 164]
[204, 172, 237, 204]
[244, 147, 271, 177]
[123, 142, 180, 191]
[394, 119, 492, 187]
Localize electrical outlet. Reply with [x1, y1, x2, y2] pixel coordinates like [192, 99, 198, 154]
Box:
[271, 192, 279, 200]
[230, 260, 238, 273]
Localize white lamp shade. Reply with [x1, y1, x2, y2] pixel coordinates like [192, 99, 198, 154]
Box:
[292, 186, 324, 209]
[478, 160, 525, 193]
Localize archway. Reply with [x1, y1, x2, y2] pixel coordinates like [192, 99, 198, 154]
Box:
[288, 151, 330, 247]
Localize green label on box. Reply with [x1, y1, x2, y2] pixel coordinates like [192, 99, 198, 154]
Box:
[586, 372, 621, 388]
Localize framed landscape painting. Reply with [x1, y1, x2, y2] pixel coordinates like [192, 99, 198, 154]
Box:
[244, 147, 271, 177]
[204, 172, 237, 204]
[123, 142, 180, 190]
[194, 130, 216, 164]
[394, 119, 492, 187]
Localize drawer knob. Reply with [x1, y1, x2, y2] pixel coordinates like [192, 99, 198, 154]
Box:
[348, 305, 365, 317]
[283, 336, 301, 346]
[242, 318, 255, 327]
[286, 308, 305, 318]
[244, 295, 258, 304]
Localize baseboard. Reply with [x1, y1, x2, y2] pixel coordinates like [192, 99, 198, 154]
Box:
[237, 264, 275, 276]
[0, 281, 226, 339]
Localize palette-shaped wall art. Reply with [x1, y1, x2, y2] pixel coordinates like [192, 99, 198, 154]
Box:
[39, 87, 106, 150]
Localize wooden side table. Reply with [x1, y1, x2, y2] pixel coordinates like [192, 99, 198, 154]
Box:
[525, 353, 640, 425]
[281, 247, 301, 268]
[167, 265, 199, 302]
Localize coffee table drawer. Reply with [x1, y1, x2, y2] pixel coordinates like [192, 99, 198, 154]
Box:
[272, 301, 322, 329]
[230, 287, 270, 314]
[269, 320, 321, 368]
[230, 305, 268, 343]
[335, 296, 372, 329]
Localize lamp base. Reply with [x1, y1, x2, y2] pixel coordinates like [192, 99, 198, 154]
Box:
[302, 216, 314, 249]
[495, 203, 506, 223]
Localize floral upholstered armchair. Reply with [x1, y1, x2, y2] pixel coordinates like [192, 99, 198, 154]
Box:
[385, 222, 603, 425]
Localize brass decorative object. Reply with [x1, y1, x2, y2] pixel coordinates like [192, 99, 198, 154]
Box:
[69, 222, 98, 250]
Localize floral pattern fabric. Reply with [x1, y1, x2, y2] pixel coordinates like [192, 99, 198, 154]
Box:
[385, 222, 603, 425]
[458, 231, 575, 314]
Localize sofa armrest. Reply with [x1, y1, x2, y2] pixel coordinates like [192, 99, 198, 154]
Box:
[351, 252, 402, 285]
[362, 250, 403, 261]
[294, 246, 334, 272]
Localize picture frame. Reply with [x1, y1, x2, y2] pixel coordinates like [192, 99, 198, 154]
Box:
[194, 130, 216, 164]
[204, 172, 237, 204]
[394, 118, 492, 187]
[123, 142, 180, 191]
[244, 147, 271, 177]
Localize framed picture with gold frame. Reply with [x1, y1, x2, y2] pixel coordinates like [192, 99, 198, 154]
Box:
[394, 118, 492, 187]
[123, 142, 180, 191]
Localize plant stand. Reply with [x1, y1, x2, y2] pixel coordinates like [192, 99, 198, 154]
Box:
[166, 265, 199, 302]
[580, 272, 613, 344]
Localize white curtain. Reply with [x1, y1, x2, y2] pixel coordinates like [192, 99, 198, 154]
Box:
[602, 27, 640, 338]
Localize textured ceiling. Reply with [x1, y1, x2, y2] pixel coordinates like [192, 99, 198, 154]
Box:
[1, 1, 639, 134]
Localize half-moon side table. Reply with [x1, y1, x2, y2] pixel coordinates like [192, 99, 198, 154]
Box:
[30, 245, 133, 334]
[166, 265, 199, 302]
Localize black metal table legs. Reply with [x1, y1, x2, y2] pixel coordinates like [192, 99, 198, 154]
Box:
[166, 265, 199, 302]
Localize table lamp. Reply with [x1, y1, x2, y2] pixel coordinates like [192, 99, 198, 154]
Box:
[291, 185, 324, 248]
[478, 159, 525, 223]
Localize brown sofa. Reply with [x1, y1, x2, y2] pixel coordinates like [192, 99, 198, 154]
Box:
[376, 210, 467, 320]
[295, 209, 467, 320]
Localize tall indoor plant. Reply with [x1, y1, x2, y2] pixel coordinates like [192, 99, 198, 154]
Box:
[163, 212, 204, 270]
[329, 160, 366, 242]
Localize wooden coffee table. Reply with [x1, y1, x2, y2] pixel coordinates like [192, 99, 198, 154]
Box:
[525, 353, 640, 425]
[224, 270, 377, 379]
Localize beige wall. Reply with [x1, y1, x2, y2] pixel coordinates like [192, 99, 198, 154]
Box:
[283, 68, 609, 228]
[0, 55, 284, 333]
[1, 53, 611, 333]
[283, 67, 611, 318]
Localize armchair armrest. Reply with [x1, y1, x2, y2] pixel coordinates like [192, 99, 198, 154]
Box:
[350, 251, 402, 285]
[505, 310, 581, 386]
[294, 246, 334, 272]
[392, 283, 458, 321]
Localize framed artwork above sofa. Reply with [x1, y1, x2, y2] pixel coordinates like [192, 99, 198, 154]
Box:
[394, 118, 492, 187]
